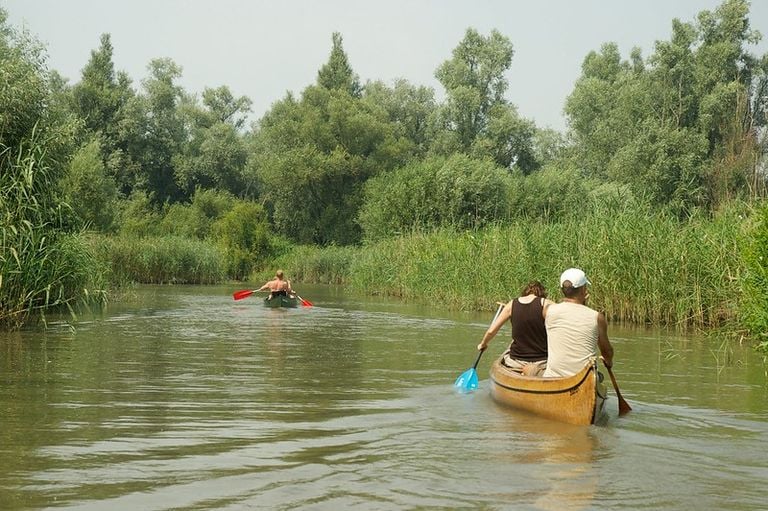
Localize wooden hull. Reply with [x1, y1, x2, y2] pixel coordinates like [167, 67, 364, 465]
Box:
[489, 357, 607, 425]
[263, 295, 299, 308]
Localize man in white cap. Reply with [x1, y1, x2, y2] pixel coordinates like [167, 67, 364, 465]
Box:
[542, 268, 614, 378]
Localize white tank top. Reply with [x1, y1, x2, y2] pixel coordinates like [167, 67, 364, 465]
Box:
[543, 302, 599, 377]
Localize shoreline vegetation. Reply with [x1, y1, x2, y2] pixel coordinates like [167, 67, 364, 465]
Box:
[266, 200, 752, 330]
[77, 197, 764, 345]
[2, 1, 768, 353]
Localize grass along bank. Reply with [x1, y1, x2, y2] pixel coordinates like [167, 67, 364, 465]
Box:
[90, 235, 227, 285]
[275, 202, 748, 332]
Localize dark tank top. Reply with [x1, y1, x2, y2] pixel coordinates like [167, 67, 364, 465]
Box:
[508, 297, 548, 361]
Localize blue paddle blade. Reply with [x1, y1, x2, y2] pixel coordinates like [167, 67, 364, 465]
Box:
[454, 368, 479, 391]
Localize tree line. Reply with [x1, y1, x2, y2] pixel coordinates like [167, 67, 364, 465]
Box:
[1, 0, 767, 329]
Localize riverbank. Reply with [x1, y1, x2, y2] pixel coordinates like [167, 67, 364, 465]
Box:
[78, 200, 765, 349]
[267, 201, 756, 335]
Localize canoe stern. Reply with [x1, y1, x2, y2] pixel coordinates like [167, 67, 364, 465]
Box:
[489, 358, 606, 425]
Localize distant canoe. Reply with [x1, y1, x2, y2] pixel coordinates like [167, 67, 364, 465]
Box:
[264, 295, 299, 308]
[489, 357, 607, 425]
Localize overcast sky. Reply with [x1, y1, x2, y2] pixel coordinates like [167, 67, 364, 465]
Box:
[4, 0, 768, 132]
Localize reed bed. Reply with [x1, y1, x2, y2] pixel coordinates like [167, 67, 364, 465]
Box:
[255, 244, 356, 285]
[92, 235, 227, 285]
[348, 203, 744, 329]
[1, 140, 106, 329]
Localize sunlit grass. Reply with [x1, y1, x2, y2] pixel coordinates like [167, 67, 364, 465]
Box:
[92, 235, 227, 285]
[346, 202, 744, 329]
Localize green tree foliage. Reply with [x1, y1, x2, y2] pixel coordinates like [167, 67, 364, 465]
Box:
[118, 188, 235, 239]
[158, 188, 236, 239]
[251, 35, 411, 245]
[1, 13, 46, 150]
[1, 9, 102, 329]
[433, 28, 538, 172]
[359, 154, 513, 240]
[174, 86, 251, 197]
[363, 79, 437, 156]
[134, 58, 186, 205]
[565, 0, 767, 215]
[71, 34, 127, 134]
[69, 33, 138, 197]
[116, 192, 163, 237]
[60, 138, 119, 231]
[213, 201, 272, 279]
[317, 32, 361, 96]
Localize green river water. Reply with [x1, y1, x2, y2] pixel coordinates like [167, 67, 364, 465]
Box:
[1, 284, 766, 510]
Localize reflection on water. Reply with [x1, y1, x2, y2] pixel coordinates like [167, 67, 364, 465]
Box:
[0, 284, 767, 510]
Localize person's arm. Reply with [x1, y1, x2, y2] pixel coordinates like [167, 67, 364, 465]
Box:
[477, 300, 513, 351]
[258, 280, 271, 292]
[542, 298, 554, 319]
[596, 312, 614, 368]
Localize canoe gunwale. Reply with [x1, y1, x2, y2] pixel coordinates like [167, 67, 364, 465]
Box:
[490, 364, 594, 395]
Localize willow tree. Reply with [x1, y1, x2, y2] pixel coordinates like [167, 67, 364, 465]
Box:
[432, 28, 538, 173]
[174, 85, 252, 198]
[249, 33, 411, 245]
[69, 33, 138, 198]
[565, 0, 767, 214]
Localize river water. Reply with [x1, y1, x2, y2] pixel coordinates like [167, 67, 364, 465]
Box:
[1, 284, 767, 510]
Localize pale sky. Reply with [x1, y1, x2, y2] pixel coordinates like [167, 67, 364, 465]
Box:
[4, 0, 768, 132]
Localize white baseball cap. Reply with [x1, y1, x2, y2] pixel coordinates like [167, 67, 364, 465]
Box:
[560, 268, 591, 288]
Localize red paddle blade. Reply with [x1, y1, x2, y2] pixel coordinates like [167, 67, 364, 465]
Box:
[618, 398, 632, 415]
[233, 289, 255, 300]
[297, 295, 313, 307]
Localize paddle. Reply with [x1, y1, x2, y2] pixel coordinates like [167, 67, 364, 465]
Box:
[454, 303, 505, 392]
[296, 294, 313, 307]
[603, 359, 632, 415]
[233, 289, 260, 300]
[454, 348, 486, 391]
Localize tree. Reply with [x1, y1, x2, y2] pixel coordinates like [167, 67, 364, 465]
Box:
[433, 28, 538, 173]
[317, 32, 361, 97]
[250, 37, 410, 245]
[60, 138, 119, 231]
[363, 79, 436, 156]
[565, 0, 767, 214]
[134, 58, 186, 205]
[69, 33, 138, 197]
[174, 86, 251, 198]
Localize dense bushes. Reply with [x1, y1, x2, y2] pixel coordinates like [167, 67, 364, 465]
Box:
[214, 201, 272, 280]
[359, 154, 514, 240]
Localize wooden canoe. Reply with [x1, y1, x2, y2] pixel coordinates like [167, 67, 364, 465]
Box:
[263, 295, 299, 308]
[489, 357, 607, 425]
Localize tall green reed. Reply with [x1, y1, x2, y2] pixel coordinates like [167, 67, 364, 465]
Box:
[1, 133, 105, 330]
[347, 202, 743, 329]
[91, 235, 227, 285]
[253, 244, 356, 285]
